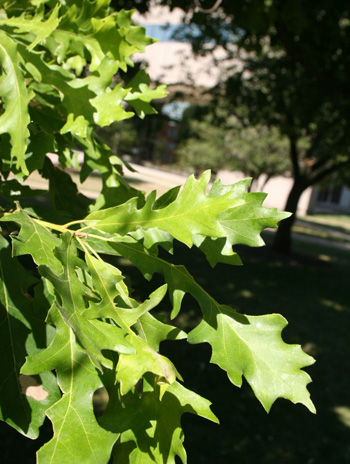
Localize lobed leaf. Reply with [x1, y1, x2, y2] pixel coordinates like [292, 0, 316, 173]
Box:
[210, 178, 291, 248]
[99, 238, 315, 413]
[81, 171, 245, 247]
[38, 233, 134, 370]
[100, 377, 218, 464]
[22, 307, 118, 464]
[83, 251, 168, 329]
[2, 206, 62, 273]
[125, 69, 168, 118]
[134, 312, 187, 352]
[0, 236, 60, 438]
[116, 334, 178, 395]
[91, 84, 134, 126]
[188, 306, 316, 413]
[0, 31, 34, 175]
[0, 4, 61, 51]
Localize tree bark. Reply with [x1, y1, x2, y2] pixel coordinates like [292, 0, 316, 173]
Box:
[273, 176, 308, 254]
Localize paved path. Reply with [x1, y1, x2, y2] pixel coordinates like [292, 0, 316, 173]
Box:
[24, 161, 188, 198]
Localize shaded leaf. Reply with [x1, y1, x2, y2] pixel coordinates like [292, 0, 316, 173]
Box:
[0, 236, 60, 438]
[0, 179, 46, 202]
[100, 378, 218, 464]
[83, 251, 168, 329]
[41, 158, 92, 218]
[193, 235, 243, 267]
[134, 312, 187, 351]
[39, 233, 133, 369]
[22, 307, 118, 464]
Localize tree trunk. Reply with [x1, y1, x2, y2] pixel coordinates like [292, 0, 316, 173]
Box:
[273, 177, 308, 254]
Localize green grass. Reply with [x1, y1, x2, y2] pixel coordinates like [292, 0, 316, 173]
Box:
[303, 214, 350, 230]
[295, 214, 350, 243]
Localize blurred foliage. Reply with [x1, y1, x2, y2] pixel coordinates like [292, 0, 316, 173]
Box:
[177, 103, 291, 188]
[96, 119, 138, 155]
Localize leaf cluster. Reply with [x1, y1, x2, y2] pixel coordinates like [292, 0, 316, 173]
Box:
[0, 2, 315, 463]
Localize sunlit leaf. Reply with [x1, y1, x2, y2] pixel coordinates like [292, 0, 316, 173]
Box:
[105, 238, 315, 412]
[82, 171, 244, 247]
[0, 31, 34, 175]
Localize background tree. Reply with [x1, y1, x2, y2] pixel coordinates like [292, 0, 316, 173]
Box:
[120, 0, 350, 253]
[226, 123, 291, 192]
[176, 103, 290, 189]
[176, 118, 226, 177]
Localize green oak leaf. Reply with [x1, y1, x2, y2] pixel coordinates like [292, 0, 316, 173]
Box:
[125, 69, 168, 118]
[188, 306, 316, 413]
[2, 206, 62, 273]
[100, 378, 218, 464]
[89, 10, 154, 71]
[91, 84, 134, 126]
[193, 235, 243, 267]
[130, 228, 174, 254]
[82, 171, 244, 247]
[134, 312, 187, 351]
[102, 238, 315, 412]
[0, 4, 61, 51]
[45, 8, 153, 74]
[0, 31, 34, 175]
[0, 236, 60, 438]
[83, 250, 169, 329]
[77, 135, 144, 210]
[22, 307, 118, 464]
[211, 178, 291, 247]
[116, 333, 178, 395]
[186, 178, 290, 266]
[39, 233, 133, 369]
[18, 45, 95, 138]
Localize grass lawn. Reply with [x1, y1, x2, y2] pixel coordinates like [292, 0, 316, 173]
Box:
[0, 231, 349, 463]
[294, 214, 350, 244]
[301, 214, 350, 231]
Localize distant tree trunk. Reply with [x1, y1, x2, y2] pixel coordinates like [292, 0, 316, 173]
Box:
[273, 176, 309, 254]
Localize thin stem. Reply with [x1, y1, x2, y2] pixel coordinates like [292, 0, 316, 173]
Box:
[64, 219, 86, 229]
[29, 218, 69, 234]
[75, 235, 104, 263]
